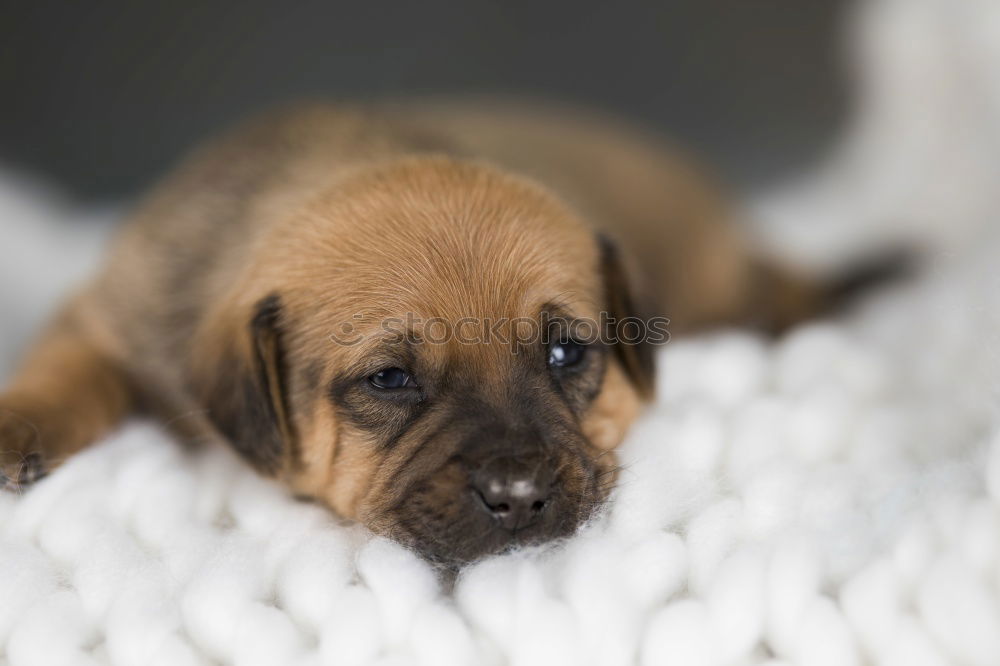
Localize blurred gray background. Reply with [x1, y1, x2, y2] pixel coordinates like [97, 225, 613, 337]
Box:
[0, 0, 847, 200]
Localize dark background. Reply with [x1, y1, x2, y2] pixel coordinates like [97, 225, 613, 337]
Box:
[0, 0, 848, 201]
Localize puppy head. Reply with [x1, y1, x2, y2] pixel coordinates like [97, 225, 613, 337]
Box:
[193, 157, 655, 565]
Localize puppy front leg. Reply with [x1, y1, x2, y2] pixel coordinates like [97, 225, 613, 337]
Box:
[1, 307, 134, 492]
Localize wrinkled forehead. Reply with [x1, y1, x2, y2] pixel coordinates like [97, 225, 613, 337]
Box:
[315, 162, 604, 319]
[270, 160, 607, 366]
[317, 244, 604, 383]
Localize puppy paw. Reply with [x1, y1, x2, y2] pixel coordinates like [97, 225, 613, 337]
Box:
[0, 408, 49, 493]
[0, 451, 48, 493]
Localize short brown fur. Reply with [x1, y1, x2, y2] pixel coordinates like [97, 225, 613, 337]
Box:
[0, 101, 823, 563]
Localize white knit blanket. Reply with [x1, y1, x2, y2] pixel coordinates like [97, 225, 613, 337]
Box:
[2, 256, 999, 666]
[3, 2, 1000, 664]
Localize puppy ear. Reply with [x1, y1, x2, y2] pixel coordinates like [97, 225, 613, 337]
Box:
[597, 234, 657, 399]
[195, 293, 296, 475]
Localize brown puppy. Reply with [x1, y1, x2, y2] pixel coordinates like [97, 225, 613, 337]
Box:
[0, 101, 820, 565]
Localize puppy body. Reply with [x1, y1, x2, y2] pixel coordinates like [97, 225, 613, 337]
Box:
[0, 102, 817, 563]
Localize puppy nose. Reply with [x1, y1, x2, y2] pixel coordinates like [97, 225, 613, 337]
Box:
[473, 458, 551, 531]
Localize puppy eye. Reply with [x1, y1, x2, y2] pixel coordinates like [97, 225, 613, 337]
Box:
[369, 367, 414, 390]
[548, 340, 586, 368]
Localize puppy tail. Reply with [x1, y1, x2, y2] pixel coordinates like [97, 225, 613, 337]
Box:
[748, 250, 915, 334]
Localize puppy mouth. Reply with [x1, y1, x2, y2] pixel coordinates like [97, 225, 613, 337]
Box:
[394, 513, 578, 567]
[387, 472, 607, 567]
